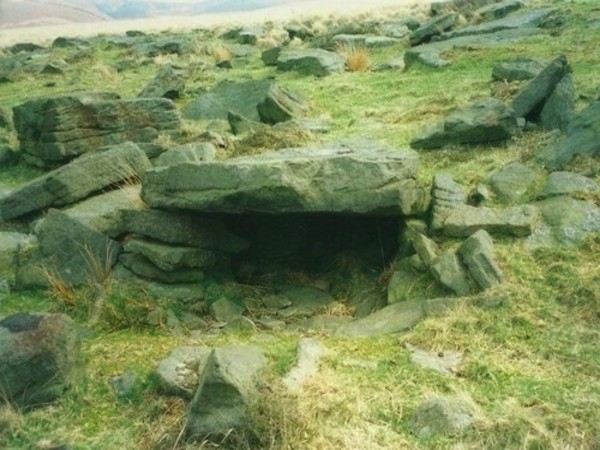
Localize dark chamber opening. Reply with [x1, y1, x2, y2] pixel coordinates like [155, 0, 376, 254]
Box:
[224, 214, 400, 276]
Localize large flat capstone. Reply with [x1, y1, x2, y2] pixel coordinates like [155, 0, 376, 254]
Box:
[141, 143, 424, 215]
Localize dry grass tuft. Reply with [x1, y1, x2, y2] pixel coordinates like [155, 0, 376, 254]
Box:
[91, 64, 118, 83]
[336, 43, 371, 73]
[211, 45, 232, 64]
[0, 403, 24, 437]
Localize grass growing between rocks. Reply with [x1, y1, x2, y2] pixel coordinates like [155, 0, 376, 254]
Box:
[1, 0, 599, 448]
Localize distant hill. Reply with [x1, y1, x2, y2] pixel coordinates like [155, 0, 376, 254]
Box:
[0, 0, 109, 28]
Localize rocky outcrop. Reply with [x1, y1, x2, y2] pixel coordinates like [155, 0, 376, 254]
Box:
[488, 161, 543, 204]
[183, 79, 306, 124]
[535, 100, 600, 170]
[153, 143, 216, 167]
[474, 0, 524, 21]
[457, 230, 503, 290]
[0, 313, 81, 408]
[410, 396, 473, 438]
[0, 142, 151, 221]
[442, 204, 539, 237]
[410, 14, 457, 46]
[430, 250, 473, 296]
[276, 49, 345, 77]
[492, 57, 548, 81]
[431, 174, 468, 231]
[537, 172, 598, 199]
[16, 210, 122, 289]
[410, 98, 518, 149]
[142, 142, 425, 215]
[13, 93, 182, 165]
[0, 232, 35, 274]
[154, 346, 212, 399]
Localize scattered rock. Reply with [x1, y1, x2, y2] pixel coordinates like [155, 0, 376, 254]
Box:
[431, 174, 468, 231]
[410, 396, 473, 438]
[410, 13, 457, 46]
[184, 79, 306, 124]
[284, 338, 328, 391]
[138, 64, 185, 99]
[0, 232, 36, 273]
[511, 54, 570, 120]
[430, 250, 473, 296]
[142, 142, 424, 215]
[492, 57, 548, 81]
[154, 346, 212, 399]
[410, 98, 518, 149]
[277, 48, 345, 77]
[8, 43, 44, 53]
[336, 300, 425, 337]
[535, 100, 600, 170]
[262, 294, 293, 310]
[276, 286, 335, 318]
[119, 253, 204, 284]
[210, 298, 245, 323]
[0, 142, 151, 221]
[412, 233, 440, 268]
[488, 161, 543, 204]
[458, 230, 503, 290]
[13, 93, 182, 165]
[539, 73, 575, 132]
[474, 0, 524, 21]
[0, 313, 81, 408]
[442, 204, 540, 237]
[405, 343, 463, 376]
[373, 57, 406, 72]
[132, 38, 194, 57]
[527, 196, 600, 247]
[16, 210, 122, 289]
[109, 371, 140, 398]
[538, 172, 598, 199]
[153, 142, 216, 167]
[186, 346, 266, 438]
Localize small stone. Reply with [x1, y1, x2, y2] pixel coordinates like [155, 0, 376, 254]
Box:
[210, 297, 245, 323]
[410, 396, 473, 438]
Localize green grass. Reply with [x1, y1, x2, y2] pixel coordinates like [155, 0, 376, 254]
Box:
[1, 0, 600, 448]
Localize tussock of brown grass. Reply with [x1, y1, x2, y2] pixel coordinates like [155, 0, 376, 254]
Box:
[0, 403, 24, 436]
[211, 45, 232, 64]
[91, 64, 118, 83]
[336, 43, 371, 72]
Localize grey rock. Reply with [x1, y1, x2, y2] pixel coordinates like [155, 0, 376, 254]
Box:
[430, 250, 473, 296]
[431, 174, 468, 232]
[277, 286, 335, 318]
[474, 0, 524, 21]
[8, 42, 44, 53]
[336, 300, 425, 337]
[458, 230, 503, 290]
[16, 210, 121, 289]
[277, 48, 345, 77]
[283, 338, 328, 391]
[0, 232, 35, 273]
[538, 172, 598, 199]
[410, 14, 457, 46]
[380, 22, 411, 38]
[132, 38, 194, 57]
[262, 294, 293, 310]
[412, 233, 440, 268]
[186, 345, 266, 438]
[511, 54, 570, 119]
[184, 79, 306, 124]
[210, 298, 245, 323]
[410, 396, 473, 438]
[442, 204, 540, 237]
[109, 371, 139, 398]
[224, 316, 257, 332]
[540, 73, 575, 132]
[154, 346, 212, 399]
[431, 0, 498, 15]
[228, 111, 262, 136]
[387, 260, 418, 304]
[492, 57, 548, 81]
[121, 209, 248, 253]
[153, 143, 216, 167]
[142, 143, 423, 215]
[332, 34, 400, 48]
[410, 98, 518, 149]
[124, 238, 215, 272]
[0, 313, 81, 408]
[527, 196, 600, 247]
[0, 142, 151, 221]
[405, 28, 542, 69]
[255, 317, 286, 331]
[535, 100, 600, 170]
[443, 8, 550, 40]
[238, 27, 263, 45]
[179, 312, 208, 330]
[288, 315, 352, 334]
[405, 343, 463, 376]
[50, 186, 143, 238]
[138, 64, 185, 100]
[488, 161, 543, 204]
[52, 37, 86, 48]
[261, 47, 281, 66]
[119, 253, 204, 284]
[13, 93, 182, 164]
[373, 58, 406, 72]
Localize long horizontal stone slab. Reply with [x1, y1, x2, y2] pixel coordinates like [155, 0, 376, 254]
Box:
[441, 204, 540, 237]
[142, 143, 424, 215]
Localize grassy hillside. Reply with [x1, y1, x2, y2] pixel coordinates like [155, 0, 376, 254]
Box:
[0, 0, 599, 449]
